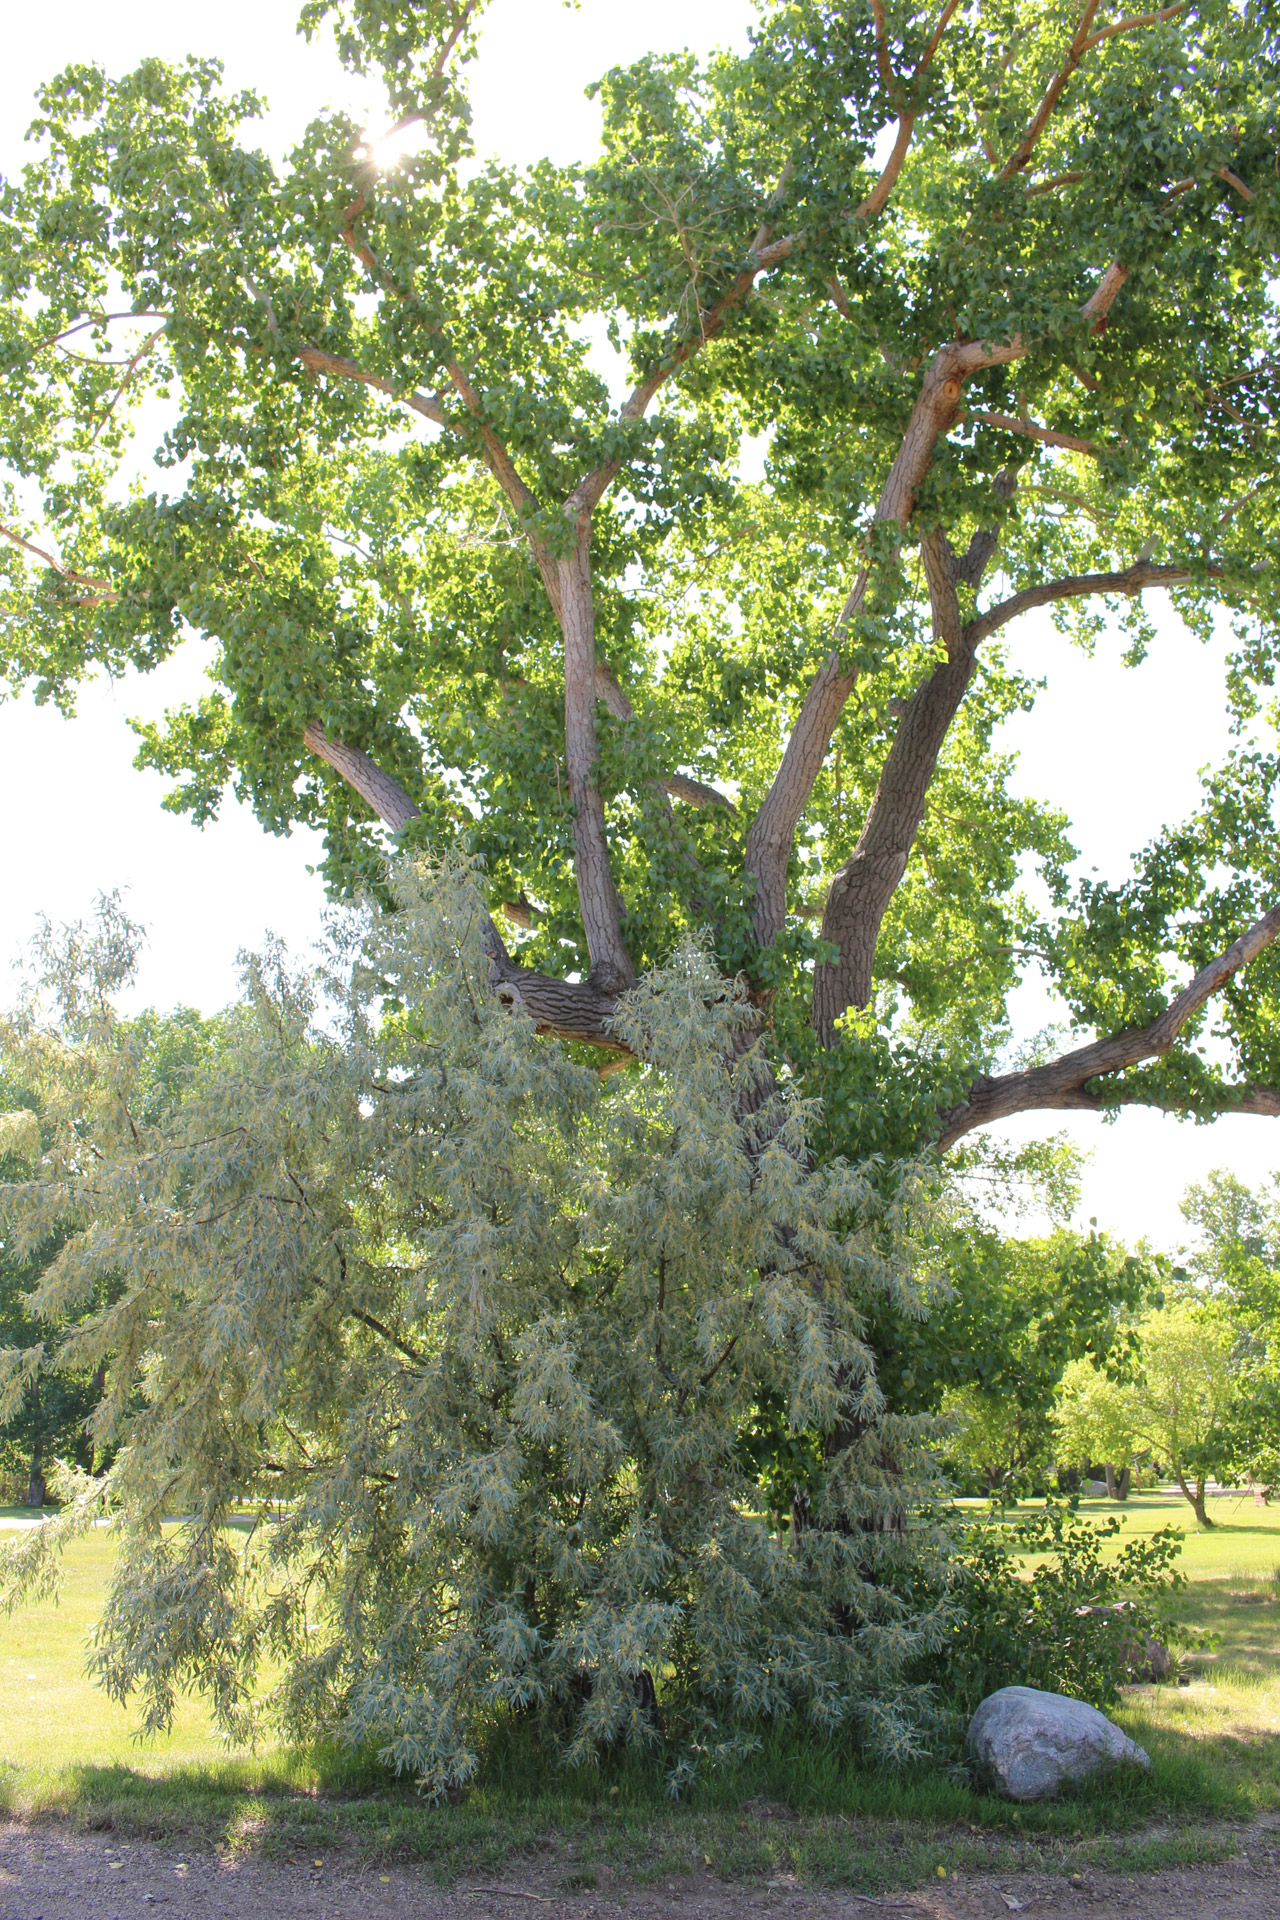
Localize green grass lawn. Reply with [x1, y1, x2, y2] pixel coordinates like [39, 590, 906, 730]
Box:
[1061, 1486, 1280, 1825]
[0, 1490, 1276, 1893]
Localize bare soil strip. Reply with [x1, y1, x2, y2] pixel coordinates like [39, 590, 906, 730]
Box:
[2, 1819, 1279, 1920]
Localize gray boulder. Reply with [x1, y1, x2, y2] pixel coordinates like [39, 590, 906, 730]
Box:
[966, 1685, 1152, 1801]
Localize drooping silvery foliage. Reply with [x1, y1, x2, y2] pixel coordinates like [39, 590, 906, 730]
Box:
[0, 863, 950, 1790]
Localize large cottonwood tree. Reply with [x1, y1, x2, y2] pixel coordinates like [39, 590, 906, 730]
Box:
[3, 0, 1280, 1150]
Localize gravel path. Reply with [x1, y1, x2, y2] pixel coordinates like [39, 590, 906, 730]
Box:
[2, 1820, 1279, 1920]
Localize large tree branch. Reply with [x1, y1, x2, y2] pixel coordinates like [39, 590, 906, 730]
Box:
[812, 527, 978, 1042]
[998, 0, 1106, 181]
[1081, 3, 1187, 52]
[302, 722, 422, 831]
[743, 333, 1026, 951]
[558, 530, 636, 993]
[935, 903, 1280, 1148]
[301, 723, 632, 1050]
[965, 560, 1194, 648]
[297, 346, 449, 429]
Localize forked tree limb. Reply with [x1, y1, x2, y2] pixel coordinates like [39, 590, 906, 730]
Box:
[302, 722, 631, 1050]
[856, 0, 961, 224]
[998, 0, 1105, 180]
[935, 902, 1280, 1148]
[995, 0, 1185, 190]
[811, 471, 1016, 1040]
[743, 332, 1029, 952]
[743, 255, 1132, 957]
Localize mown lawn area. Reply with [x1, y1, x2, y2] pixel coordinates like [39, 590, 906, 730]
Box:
[1056, 1486, 1280, 1824]
[0, 1491, 1276, 1893]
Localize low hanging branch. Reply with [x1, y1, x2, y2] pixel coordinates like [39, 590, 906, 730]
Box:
[935, 903, 1280, 1148]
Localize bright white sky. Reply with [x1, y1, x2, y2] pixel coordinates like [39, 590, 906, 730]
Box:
[1, 0, 1276, 1250]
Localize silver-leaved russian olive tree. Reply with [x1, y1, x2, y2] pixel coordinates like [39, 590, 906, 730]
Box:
[2, 0, 1280, 1151]
[1, 872, 951, 1785]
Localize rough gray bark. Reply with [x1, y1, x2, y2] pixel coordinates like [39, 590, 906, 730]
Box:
[812, 527, 979, 1043]
[558, 530, 636, 995]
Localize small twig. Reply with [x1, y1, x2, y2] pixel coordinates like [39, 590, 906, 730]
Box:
[87, 327, 164, 447]
[1025, 168, 1085, 197]
[458, 1890, 550, 1904]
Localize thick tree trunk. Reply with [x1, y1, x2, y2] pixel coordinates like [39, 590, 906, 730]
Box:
[1177, 1473, 1213, 1528]
[1103, 1463, 1130, 1500]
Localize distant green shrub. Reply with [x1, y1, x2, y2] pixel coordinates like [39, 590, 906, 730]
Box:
[930, 1503, 1196, 1719]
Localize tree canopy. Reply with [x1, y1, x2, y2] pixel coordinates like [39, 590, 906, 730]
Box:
[1054, 1291, 1242, 1524]
[2, 0, 1279, 1144]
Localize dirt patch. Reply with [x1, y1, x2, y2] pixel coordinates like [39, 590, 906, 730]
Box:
[1, 1819, 1279, 1920]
